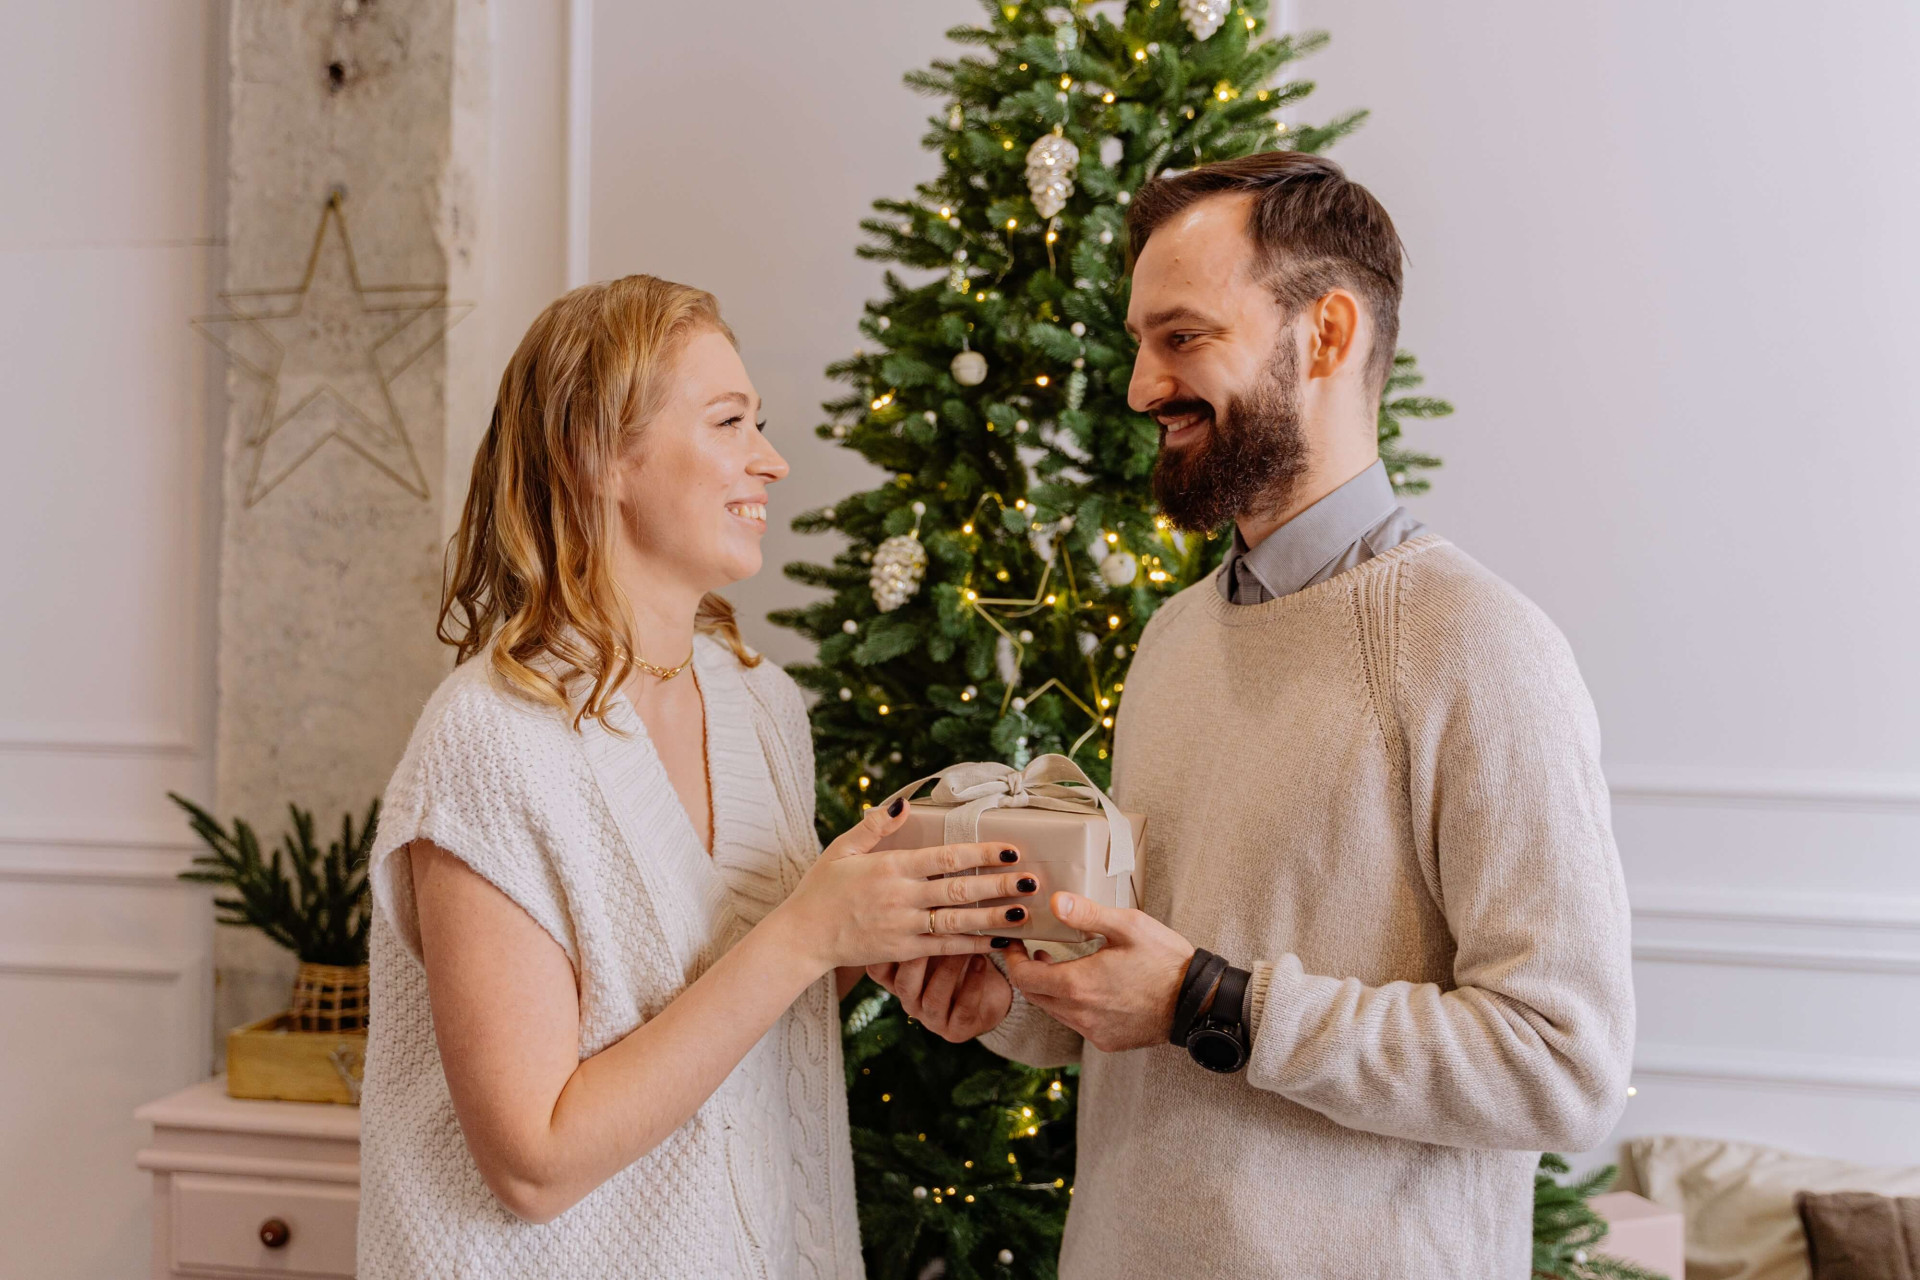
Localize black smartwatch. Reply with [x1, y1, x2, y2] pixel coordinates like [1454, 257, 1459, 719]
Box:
[1185, 964, 1251, 1073]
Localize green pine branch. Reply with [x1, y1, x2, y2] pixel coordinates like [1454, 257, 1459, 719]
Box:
[1533, 1155, 1669, 1280]
[170, 794, 377, 967]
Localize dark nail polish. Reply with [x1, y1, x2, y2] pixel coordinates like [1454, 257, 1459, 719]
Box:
[990, 936, 1012, 949]
[1004, 906, 1027, 922]
[887, 797, 904, 817]
[1017, 877, 1038, 894]
[998, 848, 1018, 863]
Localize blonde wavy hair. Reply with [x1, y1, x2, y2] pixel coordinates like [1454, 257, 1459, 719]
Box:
[439, 274, 761, 730]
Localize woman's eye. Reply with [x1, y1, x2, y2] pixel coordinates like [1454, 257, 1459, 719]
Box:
[755, 419, 769, 433]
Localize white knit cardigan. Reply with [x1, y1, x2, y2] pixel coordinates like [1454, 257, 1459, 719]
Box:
[357, 636, 862, 1279]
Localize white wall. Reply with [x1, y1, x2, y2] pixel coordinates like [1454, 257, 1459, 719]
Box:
[0, 4, 226, 1276]
[578, 0, 1920, 1167]
[583, 0, 979, 661]
[1293, 0, 1920, 1165]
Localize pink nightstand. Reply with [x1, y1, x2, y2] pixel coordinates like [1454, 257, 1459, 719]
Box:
[135, 1078, 360, 1279]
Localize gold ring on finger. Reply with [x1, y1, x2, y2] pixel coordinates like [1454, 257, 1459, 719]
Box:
[927, 909, 939, 935]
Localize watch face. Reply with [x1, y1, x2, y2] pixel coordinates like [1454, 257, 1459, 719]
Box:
[1187, 1027, 1246, 1074]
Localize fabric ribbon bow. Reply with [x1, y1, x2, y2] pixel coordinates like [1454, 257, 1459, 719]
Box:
[876, 754, 1135, 880]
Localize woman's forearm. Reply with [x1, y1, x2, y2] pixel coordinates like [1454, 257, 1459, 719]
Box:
[480, 904, 823, 1222]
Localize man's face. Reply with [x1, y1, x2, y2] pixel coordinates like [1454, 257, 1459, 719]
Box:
[1126, 193, 1309, 531]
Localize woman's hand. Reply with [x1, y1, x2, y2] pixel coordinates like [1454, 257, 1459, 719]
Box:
[773, 799, 1042, 973]
[868, 953, 1014, 1043]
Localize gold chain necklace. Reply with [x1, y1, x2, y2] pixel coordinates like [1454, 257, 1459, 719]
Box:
[614, 643, 695, 681]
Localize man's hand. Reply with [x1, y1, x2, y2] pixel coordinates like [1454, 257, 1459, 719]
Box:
[1004, 892, 1196, 1053]
[868, 953, 1013, 1043]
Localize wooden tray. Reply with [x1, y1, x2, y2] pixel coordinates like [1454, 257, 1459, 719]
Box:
[226, 1013, 366, 1105]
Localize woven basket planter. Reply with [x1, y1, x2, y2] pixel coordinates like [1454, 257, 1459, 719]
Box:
[289, 961, 370, 1033]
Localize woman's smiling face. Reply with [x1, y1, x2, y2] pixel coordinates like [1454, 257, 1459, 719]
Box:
[613, 327, 789, 595]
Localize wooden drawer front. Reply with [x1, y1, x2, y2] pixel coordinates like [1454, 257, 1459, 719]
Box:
[171, 1174, 358, 1277]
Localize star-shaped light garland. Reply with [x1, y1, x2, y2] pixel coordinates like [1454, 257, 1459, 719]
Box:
[194, 189, 467, 506]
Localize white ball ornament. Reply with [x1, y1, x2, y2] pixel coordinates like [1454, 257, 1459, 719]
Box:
[999, 1250, 1015, 1265]
[1014, 418, 1030, 434]
[1116, 190, 1130, 206]
[870, 533, 928, 613]
[839, 687, 853, 701]
[889, 750, 902, 762]
[951, 350, 988, 386]
[1098, 229, 1113, 245]
[1100, 550, 1139, 586]
[913, 1186, 929, 1200]
[1011, 697, 1026, 712]
[924, 410, 938, 424]
[1179, 0, 1231, 40]
[823, 506, 836, 519]
[1070, 321, 1086, 337]
[1024, 129, 1081, 219]
[877, 315, 891, 330]
[831, 424, 848, 438]
[842, 619, 859, 634]
[1019, 629, 1034, 643]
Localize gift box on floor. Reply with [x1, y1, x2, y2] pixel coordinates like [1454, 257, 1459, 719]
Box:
[871, 755, 1144, 951]
[1591, 1190, 1686, 1278]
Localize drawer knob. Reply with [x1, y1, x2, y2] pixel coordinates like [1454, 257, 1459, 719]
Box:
[259, 1218, 291, 1249]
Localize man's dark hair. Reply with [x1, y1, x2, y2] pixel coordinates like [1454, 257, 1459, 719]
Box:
[1125, 151, 1405, 391]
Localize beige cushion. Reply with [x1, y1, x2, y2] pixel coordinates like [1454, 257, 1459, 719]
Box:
[1624, 1136, 1920, 1280]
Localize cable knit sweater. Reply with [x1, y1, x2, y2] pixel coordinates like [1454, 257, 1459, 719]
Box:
[358, 635, 863, 1279]
[981, 534, 1636, 1279]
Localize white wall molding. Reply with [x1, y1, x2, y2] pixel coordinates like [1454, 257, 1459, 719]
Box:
[1608, 768, 1920, 811]
[0, 942, 199, 983]
[1635, 1043, 1920, 1099]
[0, 730, 196, 758]
[564, 0, 593, 287]
[1634, 939, 1920, 977]
[1631, 886, 1920, 932]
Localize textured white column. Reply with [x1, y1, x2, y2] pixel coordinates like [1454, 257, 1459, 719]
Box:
[212, 0, 488, 1035]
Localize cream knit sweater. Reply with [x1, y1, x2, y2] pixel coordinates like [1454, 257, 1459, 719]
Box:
[358, 636, 862, 1279]
[982, 534, 1636, 1279]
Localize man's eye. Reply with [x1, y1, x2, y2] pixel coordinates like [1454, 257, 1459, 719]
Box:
[1169, 333, 1196, 348]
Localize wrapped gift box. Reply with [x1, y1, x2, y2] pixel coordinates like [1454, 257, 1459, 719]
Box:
[873, 801, 1144, 944]
[1592, 1190, 1686, 1278]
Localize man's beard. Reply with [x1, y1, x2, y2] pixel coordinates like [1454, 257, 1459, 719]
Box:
[1150, 337, 1309, 532]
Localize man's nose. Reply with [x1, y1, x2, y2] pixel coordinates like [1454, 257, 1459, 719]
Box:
[1128, 348, 1175, 414]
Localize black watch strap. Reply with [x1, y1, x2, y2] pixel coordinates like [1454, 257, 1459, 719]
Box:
[1169, 950, 1226, 1045]
[1206, 965, 1250, 1035]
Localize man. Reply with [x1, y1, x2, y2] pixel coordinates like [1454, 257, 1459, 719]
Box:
[868, 151, 1636, 1279]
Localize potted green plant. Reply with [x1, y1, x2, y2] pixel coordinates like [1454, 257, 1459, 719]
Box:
[171, 795, 378, 1103]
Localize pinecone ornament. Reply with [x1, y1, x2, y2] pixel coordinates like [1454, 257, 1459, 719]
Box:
[1179, 0, 1230, 40]
[1025, 129, 1080, 219]
[870, 533, 927, 612]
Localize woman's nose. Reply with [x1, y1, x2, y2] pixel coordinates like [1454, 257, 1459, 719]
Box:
[754, 431, 790, 483]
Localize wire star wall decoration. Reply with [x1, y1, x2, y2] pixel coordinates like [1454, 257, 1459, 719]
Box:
[194, 188, 468, 507]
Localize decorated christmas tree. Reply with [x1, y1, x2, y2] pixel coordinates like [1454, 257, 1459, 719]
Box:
[769, 2, 1456, 1275]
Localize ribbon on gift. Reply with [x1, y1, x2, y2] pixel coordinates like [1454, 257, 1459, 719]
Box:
[875, 754, 1135, 880]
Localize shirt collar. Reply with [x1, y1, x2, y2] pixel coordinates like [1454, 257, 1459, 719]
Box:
[1216, 460, 1402, 602]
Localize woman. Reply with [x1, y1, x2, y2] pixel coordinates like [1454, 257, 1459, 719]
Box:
[358, 276, 1039, 1278]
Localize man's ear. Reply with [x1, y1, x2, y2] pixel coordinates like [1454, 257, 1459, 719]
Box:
[1305, 289, 1362, 382]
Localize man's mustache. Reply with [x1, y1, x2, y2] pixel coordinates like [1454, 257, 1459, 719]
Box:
[1152, 399, 1215, 430]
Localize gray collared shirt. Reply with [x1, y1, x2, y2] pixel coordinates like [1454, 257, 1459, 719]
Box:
[1217, 460, 1427, 605]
